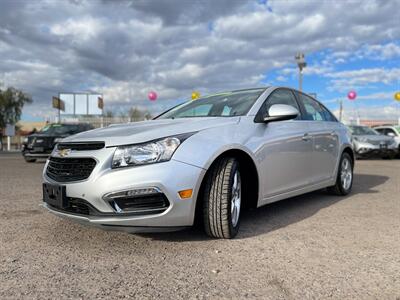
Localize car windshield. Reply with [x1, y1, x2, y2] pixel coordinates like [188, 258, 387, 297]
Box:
[40, 124, 79, 135]
[349, 126, 379, 135]
[156, 89, 265, 119]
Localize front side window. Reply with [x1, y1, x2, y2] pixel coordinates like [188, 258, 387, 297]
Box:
[157, 89, 265, 119]
[256, 89, 300, 121]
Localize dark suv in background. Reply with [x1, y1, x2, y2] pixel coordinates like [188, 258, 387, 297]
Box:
[22, 123, 94, 162]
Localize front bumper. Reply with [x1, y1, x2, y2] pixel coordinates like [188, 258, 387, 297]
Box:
[354, 142, 397, 157]
[22, 146, 53, 158]
[42, 147, 206, 231]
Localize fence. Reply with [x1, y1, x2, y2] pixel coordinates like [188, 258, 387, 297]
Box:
[346, 118, 400, 127]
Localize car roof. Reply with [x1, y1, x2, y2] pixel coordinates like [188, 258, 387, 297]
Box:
[229, 87, 269, 93]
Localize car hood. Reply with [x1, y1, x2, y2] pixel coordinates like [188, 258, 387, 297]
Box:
[353, 134, 393, 142]
[28, 133, 68, 138]
[62, 117, 240, 146]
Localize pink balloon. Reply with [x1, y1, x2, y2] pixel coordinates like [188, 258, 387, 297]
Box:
[347, 90, 357, 100]
[148, 91, 157, 101]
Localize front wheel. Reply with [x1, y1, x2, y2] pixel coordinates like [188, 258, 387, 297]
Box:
[203, 157, 241, 239]
[328, 152, 353, 195]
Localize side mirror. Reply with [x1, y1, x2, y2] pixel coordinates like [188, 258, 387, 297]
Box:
[264, 104, 299, 123]
[387, 132, 395, 137]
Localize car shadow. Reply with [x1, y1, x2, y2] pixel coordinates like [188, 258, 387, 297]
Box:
[140, 173, 388, 241]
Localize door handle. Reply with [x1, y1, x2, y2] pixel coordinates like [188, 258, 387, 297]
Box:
[330, 131, 336, 136]
[302, 133, 310, 141]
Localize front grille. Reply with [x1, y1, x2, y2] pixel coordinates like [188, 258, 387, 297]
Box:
[367, 139, 386, 146]
[48, 196, 168, 216]
[28, 136, 54, 149]
[110, 194, 169, 214]
[46, 157, 96, 182]
[58, 142, 105, 151]
[65, 198, 92, 215]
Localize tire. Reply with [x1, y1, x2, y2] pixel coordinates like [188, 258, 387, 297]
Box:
[24, 157, 36, 163]
[203, 157, 241, 239]
[328, 152, 353, 196]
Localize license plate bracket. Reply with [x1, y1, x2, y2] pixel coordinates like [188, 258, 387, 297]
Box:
[43, 183, 67, 208]
[34, 147, 44, 152]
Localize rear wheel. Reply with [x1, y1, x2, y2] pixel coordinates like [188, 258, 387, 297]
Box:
[328, 152, 353, 195]
[203, 157, 241, 239]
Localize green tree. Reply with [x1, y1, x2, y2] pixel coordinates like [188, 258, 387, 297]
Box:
[0, 87, 32, 129]
[144, 111, 153, 120]
[129, 106, 144, 122]
[104, 110, 114, 118]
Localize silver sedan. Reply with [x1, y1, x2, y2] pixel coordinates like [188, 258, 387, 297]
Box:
[42, 87, 354, 239]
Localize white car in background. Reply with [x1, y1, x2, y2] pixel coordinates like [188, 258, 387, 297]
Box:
[373, 125, 400, 157]
[349, 125, 397, 159]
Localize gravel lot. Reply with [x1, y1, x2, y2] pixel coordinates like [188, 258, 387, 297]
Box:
[0, 152, 399, 299]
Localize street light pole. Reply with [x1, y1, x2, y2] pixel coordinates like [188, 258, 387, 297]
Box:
[339, 99, 343, 122]
[295, 53, 307, 92]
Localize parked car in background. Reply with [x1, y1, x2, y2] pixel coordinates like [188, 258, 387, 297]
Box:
[22, 123, 94, 162]
[42, 87, 354, 239]
[373, 125, 400, 157]
[348, 125, 397, 159]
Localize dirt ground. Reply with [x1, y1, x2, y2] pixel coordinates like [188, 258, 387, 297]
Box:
[0, 153, 399, 299]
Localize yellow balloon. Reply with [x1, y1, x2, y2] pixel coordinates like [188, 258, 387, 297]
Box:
[191, 91, 200, 100]
[395, 92, 400, 101]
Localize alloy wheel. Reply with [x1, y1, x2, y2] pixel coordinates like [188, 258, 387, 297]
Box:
[340, 157, 352, 190]
[231, 170, 241, 227]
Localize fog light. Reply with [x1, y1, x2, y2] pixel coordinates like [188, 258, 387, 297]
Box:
[103, 187, 161, 200]
[178, 189, 193, 199]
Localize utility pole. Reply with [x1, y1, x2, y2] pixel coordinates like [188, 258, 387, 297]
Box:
[295, 53, 307, 92]
[339, 100, 343, 122]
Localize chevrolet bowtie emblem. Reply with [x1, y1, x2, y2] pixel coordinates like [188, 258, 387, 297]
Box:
[57, 149, 71, 158]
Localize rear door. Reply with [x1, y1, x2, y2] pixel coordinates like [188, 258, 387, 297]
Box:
[296, 93, 339, 182]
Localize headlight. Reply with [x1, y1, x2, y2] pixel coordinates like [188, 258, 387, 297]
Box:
[112, 133, 195, 168]
[353, 136, 367, 143]
[23, 137, 28, 143]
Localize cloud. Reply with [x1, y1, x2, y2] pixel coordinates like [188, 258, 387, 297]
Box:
[333, 104, 400, 122]
[357, 42, 400, 60]
[325, 68, 400, 91]
[0, 0, 399, 120]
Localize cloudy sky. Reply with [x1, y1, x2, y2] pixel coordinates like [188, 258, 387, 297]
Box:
[0, 0, 399, 121]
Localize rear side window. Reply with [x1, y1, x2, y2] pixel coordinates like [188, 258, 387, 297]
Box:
[299, 93, 326, 121]
[256, 89, 300, 121]
[318, 104, 337, 122]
